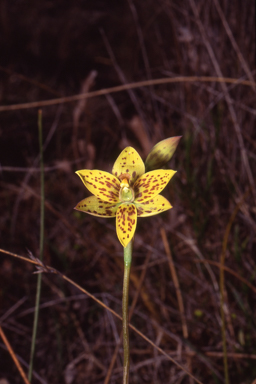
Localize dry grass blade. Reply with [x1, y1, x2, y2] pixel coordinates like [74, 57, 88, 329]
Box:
[173, 231, 219, 295]
[212, 0, 255, 92]
[0, 76, 254, 112]
[0, 326, 31, 384]
[161, 227, 194, 384]
[100, 28, 149, 132]
[0, 65, 61, 96]
[194, 260, 256, 295]
[0, 248, 203, 384]
[219, 189, 250, 383]
[189, 0, 256, 205]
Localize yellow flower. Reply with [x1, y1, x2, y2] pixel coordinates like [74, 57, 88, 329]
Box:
[75, 147, 176, 247]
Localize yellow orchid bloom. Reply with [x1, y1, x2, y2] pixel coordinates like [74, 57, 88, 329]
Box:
[75, 147, 176, 247]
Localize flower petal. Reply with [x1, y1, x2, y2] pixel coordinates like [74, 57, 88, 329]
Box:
[76, 170, 120, 203]
[74, 196, 119, 217]
[116, 203, 137, 247]
[134, 170, 176, 203]
[136, 195, 172, 217]
[112, 147, 145, 184]
[145, 137, 181, 172]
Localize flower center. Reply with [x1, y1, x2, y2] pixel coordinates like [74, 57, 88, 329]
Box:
[119, 178, 134, 202]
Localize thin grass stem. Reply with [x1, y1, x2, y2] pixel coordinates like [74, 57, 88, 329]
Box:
[28, 110, 44, 381]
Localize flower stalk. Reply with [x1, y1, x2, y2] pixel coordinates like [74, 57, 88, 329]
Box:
[122, 240, 133, 384]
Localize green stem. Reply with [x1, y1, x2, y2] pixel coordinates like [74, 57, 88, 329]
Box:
[122, 240, 133, 384]
[28, 110, 44, 382]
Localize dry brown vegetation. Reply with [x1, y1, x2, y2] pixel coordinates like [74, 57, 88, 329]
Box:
[0, 1, 255, 383]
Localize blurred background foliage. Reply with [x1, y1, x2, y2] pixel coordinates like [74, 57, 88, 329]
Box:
[0, 0, 255, 383]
